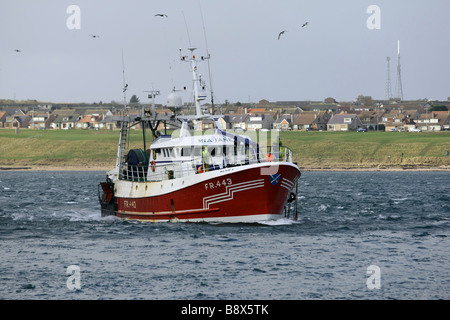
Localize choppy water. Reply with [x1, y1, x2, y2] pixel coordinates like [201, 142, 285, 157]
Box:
[0, 171, 449, 300]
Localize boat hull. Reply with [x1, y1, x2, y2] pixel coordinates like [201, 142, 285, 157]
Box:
[102, 163, 300, 222]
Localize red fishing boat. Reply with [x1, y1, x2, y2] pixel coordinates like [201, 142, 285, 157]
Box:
[98, 48, 301, 222]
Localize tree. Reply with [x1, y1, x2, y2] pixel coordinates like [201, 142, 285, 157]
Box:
[130, 95, 140, 104]
[429, 105, 448, 112]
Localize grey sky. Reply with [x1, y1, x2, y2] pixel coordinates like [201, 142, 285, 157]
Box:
[1, 0, 449, 104]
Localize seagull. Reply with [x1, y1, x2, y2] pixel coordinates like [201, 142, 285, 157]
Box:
[301, 22, 308, 28]
[14, 49, 21, 52]
[89, 34, 100, 38]
[278, 30, 287, 40]
[155, 14, 168, 17]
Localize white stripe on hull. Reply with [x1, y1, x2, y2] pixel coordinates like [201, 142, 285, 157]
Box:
[126, 213, 284, 223]
[203, 179, 265, 209]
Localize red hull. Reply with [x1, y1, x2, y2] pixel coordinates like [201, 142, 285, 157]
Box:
[114, 164, 300, 222]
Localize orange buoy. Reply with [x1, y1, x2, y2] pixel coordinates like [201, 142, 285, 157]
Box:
[197, 165, 204, 173]
[265, 153, 274, 162]
[151, 160, 156, 172]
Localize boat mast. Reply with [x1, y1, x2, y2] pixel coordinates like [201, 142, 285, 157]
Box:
[143, 88, 162, 139]
[121, 49, 128, 111]
[199, 3, 215, 115]
[116, 50, 129, 171]
[180, 48, 206, 117]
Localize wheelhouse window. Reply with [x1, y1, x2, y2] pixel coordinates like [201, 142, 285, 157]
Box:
[181, 147, 192, 157]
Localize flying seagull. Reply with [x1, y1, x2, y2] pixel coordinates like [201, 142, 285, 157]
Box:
[301, 22, 308, 28]
[278, 30, 287, 40]
[155, 14, 168, 17]
[89, 34, 100, 38]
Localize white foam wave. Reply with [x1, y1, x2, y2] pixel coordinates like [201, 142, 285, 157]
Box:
[260, 218, 299, 226]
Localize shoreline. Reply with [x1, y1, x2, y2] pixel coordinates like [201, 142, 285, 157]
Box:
[1, 165, 450, 172]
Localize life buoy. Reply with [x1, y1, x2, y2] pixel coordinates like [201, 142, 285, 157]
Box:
[197, 165, 204, 174]
[151, 160, 156, 172]
[265, 153, 274, 162]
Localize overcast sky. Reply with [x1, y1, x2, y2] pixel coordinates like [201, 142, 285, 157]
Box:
[1, 0, 449, 105]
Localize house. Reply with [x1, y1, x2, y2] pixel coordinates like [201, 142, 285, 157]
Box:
[309, 102, 342, 114]
[97, 110, 122, 130]
[356, 110, 385, 131]
[327, 114, 363, 131]
[28, 111, 56, 129]
[51, 109, 81, 129]
[245, 114, 274, 131]
[193, 117, 227, 131]
[3, 109, 31, 128]
[5, 114, 31, 128]
[224, 114, 249, 130]
[272, 115, 292, 131]
[292, 110, 332, 131]
[402, 108, 421, 121]
[254, 99, 275, 108]
[247, 108, 267, 114]
[76, 114, 102, 129]
[0, 111, 7, 128]
[381, 110, 400, 123]
[415, 111, 450, 131]
[444, 113, 450, 130]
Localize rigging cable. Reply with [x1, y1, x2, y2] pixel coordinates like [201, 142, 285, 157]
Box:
[199, 1, 216, 114]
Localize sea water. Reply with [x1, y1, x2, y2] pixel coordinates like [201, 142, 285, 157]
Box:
[0, 171, 449, 300]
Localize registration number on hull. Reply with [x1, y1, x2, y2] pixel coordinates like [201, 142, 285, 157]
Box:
[205, 178, 232, 190]
[123, 200, 137, 209]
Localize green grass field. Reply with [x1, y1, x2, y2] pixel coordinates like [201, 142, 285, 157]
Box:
[1, 128, 450, 169]
[281, 130, 450, 169]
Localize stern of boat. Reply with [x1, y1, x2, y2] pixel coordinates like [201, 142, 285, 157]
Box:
[98, 178, 116, 217]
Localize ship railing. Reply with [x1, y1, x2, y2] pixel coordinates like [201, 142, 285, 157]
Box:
[257, 146, 294, 163]
[118, 146, 294, 182]
[119, 161, 197, 182]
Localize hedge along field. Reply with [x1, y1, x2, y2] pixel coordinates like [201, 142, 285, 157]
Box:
[1, 128, 450, 170]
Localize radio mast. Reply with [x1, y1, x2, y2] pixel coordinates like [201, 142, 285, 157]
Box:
[385, 56, 392, 100]
[395, 40, 404, 100]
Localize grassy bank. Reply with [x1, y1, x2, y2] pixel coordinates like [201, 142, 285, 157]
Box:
[1, 129, 450, 170]
[281, 131, 450, 170]
[0, 129, 120, 169]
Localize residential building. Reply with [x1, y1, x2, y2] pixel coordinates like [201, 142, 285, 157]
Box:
[292, 110, 331, 131]
[0, 111, 7, 128]
[415, 111, 450, 131]
[193, 117, 227, 131]
[76, 114, 102, 129]
[28, 111, 56, 129]
[51, 109, 81, 129]
[327, 114, 363, 131]
[272, 115, 292, 131]
[356, 110, 385, 131]
[245, 114, 274, 131]
[5, 114, 31, 128]
[224, 114, 249, 130]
